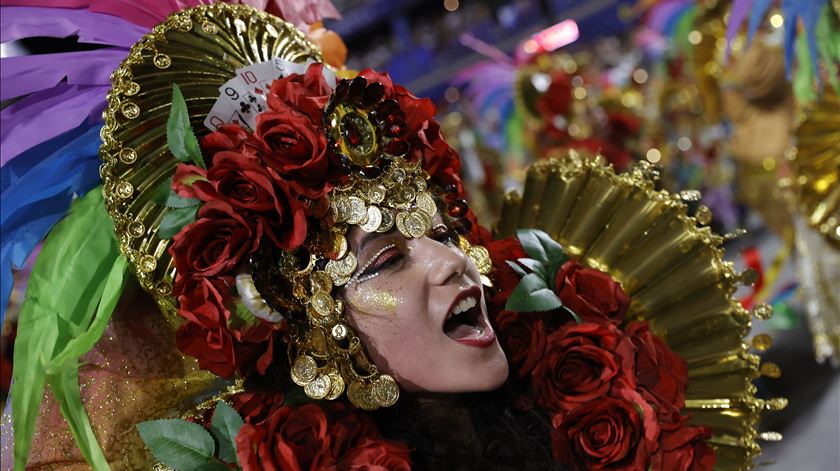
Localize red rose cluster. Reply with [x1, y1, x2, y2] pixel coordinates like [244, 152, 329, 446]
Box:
[230, 396, 411, 471]
[168, 64, 476, 380]
[486, 238, 715, 471]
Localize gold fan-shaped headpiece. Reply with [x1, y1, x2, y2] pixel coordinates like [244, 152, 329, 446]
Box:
[99, 3, 322, 319]
[496, 153, 785, 470]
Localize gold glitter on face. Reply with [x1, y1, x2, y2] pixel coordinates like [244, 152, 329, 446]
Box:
[348, 288, 399, 315]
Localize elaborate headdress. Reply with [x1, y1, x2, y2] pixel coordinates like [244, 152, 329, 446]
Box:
[97, 3, 491, 410]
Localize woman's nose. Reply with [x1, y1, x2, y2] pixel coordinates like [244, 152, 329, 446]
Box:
[421, 238, 468, 286]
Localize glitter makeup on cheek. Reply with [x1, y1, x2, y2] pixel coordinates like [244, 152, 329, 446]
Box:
[349, 288, 400, 314]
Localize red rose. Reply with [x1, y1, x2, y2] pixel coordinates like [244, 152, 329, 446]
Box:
[236, 404, 335, 471]
[176, 321, 237, 378]
[202, 123, 266, 158]
[172, 275, 277, 376]
[174, 276, 231, 328]
[191, 151, 282, 212]
[494, 311, 547, 379]
[410, 120, 463, 191]
[231, 391, 287, 425]
[552, 388, 660, 470]
[555, 260, 629, 324]
[621, 321, 688, 413]
[169, 200, 259, 278]
[267, 63, 334, 123]
[254, 105, 335, 199]
[650, 425, 715, 471]
[485, 237, 528, 309]
[172, 163, 207, 199]
[339, 438, 412, 471]
[532, 323, 630, 412]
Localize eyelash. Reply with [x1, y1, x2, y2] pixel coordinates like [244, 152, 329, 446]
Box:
[347, 226, 458, 286]
[348, 243, 399, 285]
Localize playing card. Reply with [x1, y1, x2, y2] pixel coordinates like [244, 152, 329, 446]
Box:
[203, 97, 248, 131]
[233, 91, 267, 129]
[235, 61, 275, 97]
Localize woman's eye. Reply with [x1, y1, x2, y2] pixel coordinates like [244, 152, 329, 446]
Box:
[361, 248, 403, 278]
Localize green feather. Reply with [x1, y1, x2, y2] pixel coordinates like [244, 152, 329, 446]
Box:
[12, 188, 128, 471]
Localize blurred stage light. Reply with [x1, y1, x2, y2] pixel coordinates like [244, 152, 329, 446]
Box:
[521, 19, 579, 55]
[444, 0, 459, 12]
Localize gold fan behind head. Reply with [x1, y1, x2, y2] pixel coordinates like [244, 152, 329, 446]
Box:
[789, 86, 840, 249]
[99, 4, 322, 321]
[496, 152, 784, 470]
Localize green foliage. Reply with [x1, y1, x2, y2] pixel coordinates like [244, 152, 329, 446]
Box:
[158, 206, 198, 239]
[137, 419, 229, 471]
[210, 402, 245, 465]
[167, 83, 205, 169]
[504, 229, 579, 323]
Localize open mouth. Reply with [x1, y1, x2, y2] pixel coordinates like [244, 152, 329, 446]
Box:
[443, 288, 495, 346]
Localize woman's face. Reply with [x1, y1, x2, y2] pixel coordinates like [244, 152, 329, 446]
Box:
[341, 219, 509, 393]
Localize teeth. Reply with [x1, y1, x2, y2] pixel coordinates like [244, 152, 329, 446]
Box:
[450, 296, 477, 317]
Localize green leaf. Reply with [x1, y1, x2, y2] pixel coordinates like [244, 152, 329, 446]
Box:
[516, 229, 567, 268]
[210, 402, 244, 465]
[505, 260, 528, 278]
[504, 273, 563, 313]
[159, 206, 198, 239]
[517, 258, 547, 280]
[137, 419, 218, 471]
[152, 177, 174, 206]
[164, 192, 200, 209]
[167, 83, 205, 169]
[229, 301, 259, 331]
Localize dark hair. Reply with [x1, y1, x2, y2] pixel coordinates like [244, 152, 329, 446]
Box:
[371, 389, 564, 471]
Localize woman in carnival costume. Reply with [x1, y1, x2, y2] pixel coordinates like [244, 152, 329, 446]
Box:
[1, 2, 784, 470]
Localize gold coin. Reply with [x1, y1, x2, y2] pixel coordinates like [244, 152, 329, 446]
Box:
[328, 271, 351, 287]
[414, 177, 427, 191]
[398, 186, 417, 205]
[304, 373, 332, 400]
[468, 245, 492, 275]
[310, 271, 333, 293]
[347, 381, 378, 411]
[359, 206, 383, 233]
[415, 191, 437, 217]
[290, 355, 318, 386]
[346, 197, 367, 225]
[404, 211, 430, 238]
[332, 195, 351, 223]
[310, 291, 335, 317]
[331, 323, 348, 340]
[367, 185, 387, 204]
[331, 233, 348, 259]
[325, 373, 345, 400]
[326, 252, 357, 277]
[371, 374, 399, 407]
[377, 209, 395, 233]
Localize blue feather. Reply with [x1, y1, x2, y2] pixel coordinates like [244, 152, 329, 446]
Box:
[1, 124, 103, 325]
